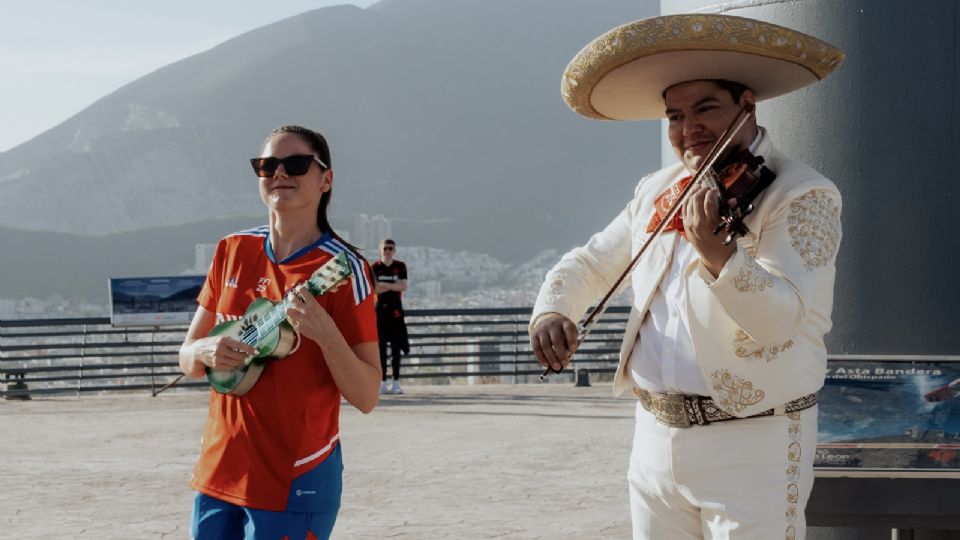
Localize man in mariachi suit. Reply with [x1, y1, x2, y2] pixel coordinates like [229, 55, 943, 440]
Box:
[530, 14, 844, 540]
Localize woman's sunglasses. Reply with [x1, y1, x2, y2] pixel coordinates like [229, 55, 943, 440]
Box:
[250, 154, 328, 177]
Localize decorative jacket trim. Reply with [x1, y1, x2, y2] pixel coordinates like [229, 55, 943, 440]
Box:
[531, 129, 841, 416]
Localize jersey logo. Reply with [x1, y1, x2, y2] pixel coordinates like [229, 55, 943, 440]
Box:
[225, 275, 239, 289]
[256, 277, 271, 293]
[215, 312, 242, 325]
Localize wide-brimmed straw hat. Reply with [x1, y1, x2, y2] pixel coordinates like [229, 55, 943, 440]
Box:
[562, 14, 844, 121]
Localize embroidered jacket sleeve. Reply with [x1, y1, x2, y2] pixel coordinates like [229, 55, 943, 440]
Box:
[531, 179, 646, 329]
[692, 185, 843, 347]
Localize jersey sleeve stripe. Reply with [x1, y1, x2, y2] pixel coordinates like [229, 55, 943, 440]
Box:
[328, 238, 371, 301]
[316, 239, 371, 305]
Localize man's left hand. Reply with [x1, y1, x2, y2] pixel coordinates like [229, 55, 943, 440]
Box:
[682, 184, 737, 278]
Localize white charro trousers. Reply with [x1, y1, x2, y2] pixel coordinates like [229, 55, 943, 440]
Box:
[628, 401, 818, 540]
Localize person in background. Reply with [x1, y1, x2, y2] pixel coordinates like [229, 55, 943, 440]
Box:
[178, 125, 380, 540]
[372, 238, 409, 394]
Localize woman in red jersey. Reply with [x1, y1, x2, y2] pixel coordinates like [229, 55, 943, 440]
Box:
[178, 125, 380, 540]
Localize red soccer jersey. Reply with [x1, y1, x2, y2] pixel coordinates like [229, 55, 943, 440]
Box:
[191, 226, 376, 511]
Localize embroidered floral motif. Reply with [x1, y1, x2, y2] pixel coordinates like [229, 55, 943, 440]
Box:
[733, 257, 774, 293]
[785, 411, 803, 539]
[544, 276, 565, 305]
[710, 369, 764, 413]
[737, 232, 759, 257]
[733, 329, 794, 361]
[787, 191, 840, 271]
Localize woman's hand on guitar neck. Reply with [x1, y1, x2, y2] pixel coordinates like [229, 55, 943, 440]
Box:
[285, 284, 339, 345]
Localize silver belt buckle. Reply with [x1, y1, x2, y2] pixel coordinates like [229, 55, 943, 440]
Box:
[636, 388, 691, 428]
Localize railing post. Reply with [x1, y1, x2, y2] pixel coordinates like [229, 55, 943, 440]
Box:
[513, 312, 520, 384]
[149, 326, 158, 396]
[78, 323, 87, 397]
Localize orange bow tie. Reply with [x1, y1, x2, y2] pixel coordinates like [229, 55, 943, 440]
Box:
[646, 176, 693, 237]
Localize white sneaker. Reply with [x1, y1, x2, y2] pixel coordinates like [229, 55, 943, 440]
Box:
[391, 381, 403, 394]
[379, 381, 389, 395]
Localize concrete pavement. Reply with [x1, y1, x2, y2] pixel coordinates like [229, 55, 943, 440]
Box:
[0, 383, 636, 539]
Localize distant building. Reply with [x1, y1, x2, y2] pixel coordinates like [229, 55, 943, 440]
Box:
[195, 243, 217, 274]
[370, 214, 392, 245]
[0, 299, 15, 318]
[421, 280, 441, 298]
[351, 214, 393, 256]
[352, 214, 370, 250]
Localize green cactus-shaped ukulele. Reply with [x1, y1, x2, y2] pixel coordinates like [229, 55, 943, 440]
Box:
[206, 251, 353, 396]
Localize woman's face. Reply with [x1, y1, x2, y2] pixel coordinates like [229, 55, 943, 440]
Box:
[257, 132, 332, 214]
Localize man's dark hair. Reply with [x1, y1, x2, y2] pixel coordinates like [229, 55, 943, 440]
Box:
[662, 79, 751, 103]
[381, 239, 396, 246]
[713, 80, 751, 103]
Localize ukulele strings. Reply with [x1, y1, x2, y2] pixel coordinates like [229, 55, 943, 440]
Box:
[236, 270, 339, 345]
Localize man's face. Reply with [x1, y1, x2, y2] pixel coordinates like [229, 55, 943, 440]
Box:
[664, 80, 756, 173]
[380, 243, 395, 259]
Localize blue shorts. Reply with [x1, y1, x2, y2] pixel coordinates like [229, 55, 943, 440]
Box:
[190, 492, 338, 540]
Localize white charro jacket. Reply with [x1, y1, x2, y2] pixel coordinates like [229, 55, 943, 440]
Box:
[531, 129, 842, 417]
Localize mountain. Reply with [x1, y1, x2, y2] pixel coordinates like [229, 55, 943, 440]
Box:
[0, 0, 661, 299]
[0, 217, 263, 301]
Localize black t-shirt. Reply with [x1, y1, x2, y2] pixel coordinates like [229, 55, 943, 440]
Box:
[372, 260, 407, 310]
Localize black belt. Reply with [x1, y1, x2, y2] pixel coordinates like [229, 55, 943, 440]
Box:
[632, 387, 817, 428]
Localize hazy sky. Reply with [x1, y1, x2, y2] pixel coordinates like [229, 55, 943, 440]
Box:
[0, 0, 378, 152]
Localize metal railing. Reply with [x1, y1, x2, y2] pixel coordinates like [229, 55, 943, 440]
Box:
[0, 307, 631, 398]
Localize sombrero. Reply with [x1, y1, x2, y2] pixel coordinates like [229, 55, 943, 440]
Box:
[562, 14, 844, 121]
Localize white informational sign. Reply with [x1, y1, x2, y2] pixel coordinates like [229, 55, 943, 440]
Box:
[108, 275, 205, 327]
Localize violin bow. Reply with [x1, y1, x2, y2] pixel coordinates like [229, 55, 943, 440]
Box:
[539, 104, 755, 381]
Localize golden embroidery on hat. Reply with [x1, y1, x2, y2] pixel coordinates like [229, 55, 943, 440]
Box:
[562, 15, 844, 120]
[733, 257, 774, 293]
[787, 190, 840, 271]
[710, 369, 764, 413]
[734, 328, 794, 361]
[785, 411, 803, 538]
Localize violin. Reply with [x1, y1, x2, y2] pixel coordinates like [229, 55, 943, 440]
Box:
[701, 143, 777, 245]
[539, 104, 776, 381]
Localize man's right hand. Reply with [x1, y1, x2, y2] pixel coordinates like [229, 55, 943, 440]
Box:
[530, 313, 579, 373]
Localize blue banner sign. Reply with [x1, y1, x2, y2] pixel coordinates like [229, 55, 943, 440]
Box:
[108, 275, 205, 326]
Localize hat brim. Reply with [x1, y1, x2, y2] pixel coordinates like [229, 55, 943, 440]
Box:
[562, 15, 844, 121]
